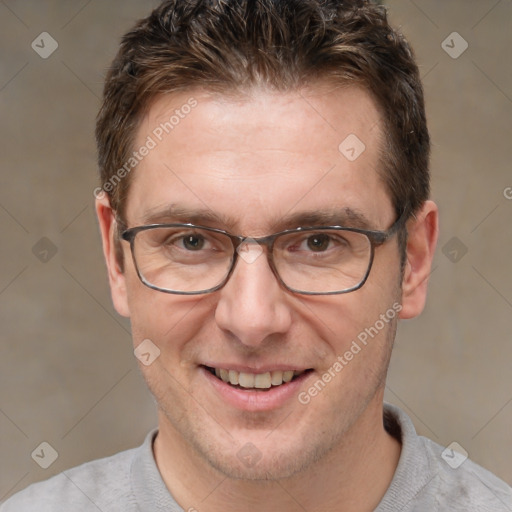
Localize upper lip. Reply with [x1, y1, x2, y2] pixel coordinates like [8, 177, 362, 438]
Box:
[202, 363, 311, 373]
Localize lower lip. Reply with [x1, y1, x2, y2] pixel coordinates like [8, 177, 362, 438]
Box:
[200, 367, 313, 412]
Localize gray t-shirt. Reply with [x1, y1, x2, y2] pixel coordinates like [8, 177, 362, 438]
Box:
[2, 404, 511, 511]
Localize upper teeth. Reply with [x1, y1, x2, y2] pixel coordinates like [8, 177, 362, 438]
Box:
[214, 368, 301, 388]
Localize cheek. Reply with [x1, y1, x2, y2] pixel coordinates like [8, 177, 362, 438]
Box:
[126, 293, 226, 389]
[125, 273, 208, 352]
[313, 296, 398, 383]
[302, 287, 395, 349]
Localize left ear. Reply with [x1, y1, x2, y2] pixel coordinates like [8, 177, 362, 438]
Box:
[399, 200, 439, 319]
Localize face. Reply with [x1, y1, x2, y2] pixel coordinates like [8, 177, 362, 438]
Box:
[101, 84, 412, 479]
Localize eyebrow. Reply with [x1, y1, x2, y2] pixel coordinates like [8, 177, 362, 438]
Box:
[138, 204, 374, 232]
[141, 205, 237, 229]
[276, 208, 373, 231]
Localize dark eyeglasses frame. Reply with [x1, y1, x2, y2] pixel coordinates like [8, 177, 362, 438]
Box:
[119, 210, 407, 296]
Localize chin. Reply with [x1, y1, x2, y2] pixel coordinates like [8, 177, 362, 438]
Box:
[203, 447, 319, 481]
[187, 424, 339, 481]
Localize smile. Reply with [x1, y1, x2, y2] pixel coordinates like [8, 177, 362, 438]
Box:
[204, 366, 310, 390]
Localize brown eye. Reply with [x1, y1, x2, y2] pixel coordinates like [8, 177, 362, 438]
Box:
[306, 234, 331, 252]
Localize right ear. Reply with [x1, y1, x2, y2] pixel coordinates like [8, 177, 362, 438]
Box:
[95, 193, 130, 318]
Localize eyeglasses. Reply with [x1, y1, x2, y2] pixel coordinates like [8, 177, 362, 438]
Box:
[119, 212, 406, 295]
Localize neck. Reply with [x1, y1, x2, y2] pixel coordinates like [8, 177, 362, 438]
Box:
[153, 397, 401, 512]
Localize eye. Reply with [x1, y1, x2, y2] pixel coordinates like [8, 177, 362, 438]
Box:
[299, 233, 349, 253]
[281, 231, 352, 256]
[306, 234, 331, 252]
[180, 234, 206, 251]
[157, 231, 212, 252]
[163, 230, 232, 254]
[277, 230, 356, 259]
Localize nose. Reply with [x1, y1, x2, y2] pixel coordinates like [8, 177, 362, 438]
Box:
[214, 243, 293, 347]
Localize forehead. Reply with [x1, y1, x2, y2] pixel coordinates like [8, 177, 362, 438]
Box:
[127, 84, 393, 231]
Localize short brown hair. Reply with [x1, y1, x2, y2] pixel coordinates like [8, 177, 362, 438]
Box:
[96, 0, 429, 229]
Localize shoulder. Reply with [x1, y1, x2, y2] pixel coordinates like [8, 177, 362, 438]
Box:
[380, 404, 512, 511]
[1, 444, 140, 512]
[420, 435, 512, 511]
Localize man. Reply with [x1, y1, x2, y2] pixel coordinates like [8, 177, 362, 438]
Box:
[3, 0, 511, 510]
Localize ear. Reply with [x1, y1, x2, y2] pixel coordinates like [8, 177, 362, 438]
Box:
[399, 200, 439, 319]
[95, 194, 130, 318]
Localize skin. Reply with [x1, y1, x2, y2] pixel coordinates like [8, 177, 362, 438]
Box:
[97, 84, 438, 512]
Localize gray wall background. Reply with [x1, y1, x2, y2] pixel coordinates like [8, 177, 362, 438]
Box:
[1, 0, 511, 500]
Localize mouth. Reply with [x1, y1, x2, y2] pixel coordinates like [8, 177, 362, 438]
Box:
[202, 365, 313, 391]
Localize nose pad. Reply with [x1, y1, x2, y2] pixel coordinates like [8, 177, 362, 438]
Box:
[235, 238, 265, 265]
